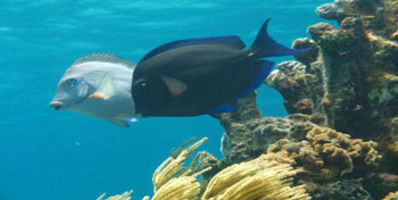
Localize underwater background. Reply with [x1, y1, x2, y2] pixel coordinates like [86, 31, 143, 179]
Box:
[0, 0, 332, 199]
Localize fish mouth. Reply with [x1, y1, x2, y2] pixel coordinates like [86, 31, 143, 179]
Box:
[49, 100, 64, 110]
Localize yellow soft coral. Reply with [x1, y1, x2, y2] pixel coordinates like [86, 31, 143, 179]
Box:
[96, 190, 133, 200]
[96, 137, 311, 200]
[202, 155, 311, 200]
[383, 191, 398, 200]
[153, 137, 208, 191]
[149, 137, 211, 200]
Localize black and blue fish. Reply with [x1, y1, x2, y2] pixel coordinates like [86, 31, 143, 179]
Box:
[131, 19, 308, 117]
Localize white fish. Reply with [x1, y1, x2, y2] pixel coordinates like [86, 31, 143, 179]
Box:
[49, 53, 137, 127]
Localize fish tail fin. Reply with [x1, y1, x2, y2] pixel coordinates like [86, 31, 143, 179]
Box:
[248, 19, 310, 58]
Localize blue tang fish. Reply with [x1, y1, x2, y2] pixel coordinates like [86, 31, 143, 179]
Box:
[131, 19, 308, 117]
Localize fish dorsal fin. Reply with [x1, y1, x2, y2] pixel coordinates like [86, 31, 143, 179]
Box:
[89, 72, 114, 100]
[160, 75, 188, 97]
[139, 36, 245, 63]
[73, 53, 135, 68]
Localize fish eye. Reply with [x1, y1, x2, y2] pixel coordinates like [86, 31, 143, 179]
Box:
[136, 80, 147, 87]
[65, 78, 78, 87]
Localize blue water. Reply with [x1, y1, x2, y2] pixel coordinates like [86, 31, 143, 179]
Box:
[0, 0, 329, 199]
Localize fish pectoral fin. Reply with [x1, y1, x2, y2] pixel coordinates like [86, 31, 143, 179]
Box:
[90, 72, 114, 100]
[160, 75, 188, 97]
[208, 104, 237, 115]
[108, 119, 129, 127]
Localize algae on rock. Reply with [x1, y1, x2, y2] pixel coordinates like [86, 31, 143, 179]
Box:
[265, 0, 398, 175]
[266, 124, 382, 182]
[266, 0, 398, 144]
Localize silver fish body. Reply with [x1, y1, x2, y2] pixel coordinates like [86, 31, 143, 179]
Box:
[50, 54, 137, 127]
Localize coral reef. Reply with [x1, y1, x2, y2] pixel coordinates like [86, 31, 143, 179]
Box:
[217, 111, 382, 182]
[383, 191, 398, 200]
[266, 0, 398, 145]
[266, 61, 325, 115]
[202, 155, 310, 200]
[362, 173, 398, 199]
[97, 138, 311, 200]
[306, 179, 372, 200]
[149, 137, 211, 200]
[266, 124, 382, 182]
[97, 191, 133, 200]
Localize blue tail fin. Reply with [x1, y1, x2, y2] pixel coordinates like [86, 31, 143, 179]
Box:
[249, 19, 310, 58]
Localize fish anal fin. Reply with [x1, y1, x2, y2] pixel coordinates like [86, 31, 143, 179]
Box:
[140, 36, 245, 63]
[161, 75, 188, 97]
[208, 105, 237, 115]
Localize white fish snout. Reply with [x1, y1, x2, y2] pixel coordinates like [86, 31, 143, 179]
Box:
[49, 100, 64, 110]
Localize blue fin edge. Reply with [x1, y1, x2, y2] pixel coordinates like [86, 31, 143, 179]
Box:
[208, 104, 237, 115]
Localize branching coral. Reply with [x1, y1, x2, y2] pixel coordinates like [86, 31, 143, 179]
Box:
[151, 170, 205, 200]
[96, 138, 211, 200]
[383, 191, 398, 200]
[149, 137, 211, 200]
[96, 138, 312, 200]
[97, 190, 134, 200]
[202, 156, 311, 200]
[152, 137, 209, 191]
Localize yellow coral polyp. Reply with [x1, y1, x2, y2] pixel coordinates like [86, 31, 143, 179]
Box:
[383, 191, 398, 200]
[387, 143, 398, 154]
[152, 137, 208, 191]
[96, 190, 133, 200]
[152, 176, 201, 200]
[96, 138, 312, 200]
[202, 156, 311, 200]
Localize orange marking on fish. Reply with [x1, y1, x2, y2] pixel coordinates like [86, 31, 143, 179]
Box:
[298, 105, 311, 110]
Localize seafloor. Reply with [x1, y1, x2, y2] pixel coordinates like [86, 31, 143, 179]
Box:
[98, 0, 398, 199]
